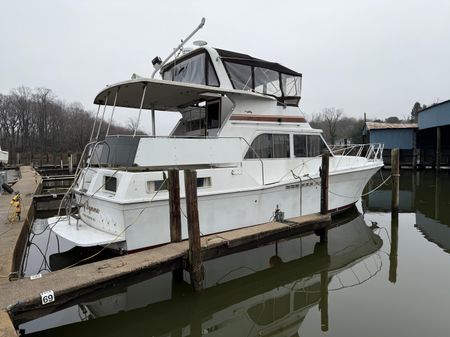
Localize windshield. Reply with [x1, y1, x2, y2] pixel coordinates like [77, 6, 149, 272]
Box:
[223, 60, 302, 105]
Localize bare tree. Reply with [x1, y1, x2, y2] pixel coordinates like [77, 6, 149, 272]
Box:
[0, 86, 133, 164]
[312, 107, 344, 145]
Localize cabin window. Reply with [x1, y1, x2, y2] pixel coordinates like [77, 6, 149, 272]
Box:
[281, 74, 302, 97]
[224, 62, 253, 90]
[146, 177, 211, 193]
[294, 135, 326, 157]
[197, 177, 211, 188]
[146, 180, 168, 193]
[162, 51, 219, 87]
[173, 53, 206, 85]
[104, 176, 117, 192]
[245, 134, 290, 159]
[254, 67, 281, 96]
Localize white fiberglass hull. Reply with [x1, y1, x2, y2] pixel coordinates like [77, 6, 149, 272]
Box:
[52, 163, 382, 252]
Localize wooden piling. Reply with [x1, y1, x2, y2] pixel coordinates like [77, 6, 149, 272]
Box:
[169, 170, 182, 243]
[436, 126, 441, 171]
[316, 241, 329, 332]
[391, 148, 400, 213]
[68, 153, 73, 175]
[412, 129, 417, 170]
[169, 169, 183, 282]
[318, 150, 330, 243]
[320, 269, 329, 331]
[389, 212, 398, 283]
[184, 169, 204, 292]
[320, 150, 329, 215]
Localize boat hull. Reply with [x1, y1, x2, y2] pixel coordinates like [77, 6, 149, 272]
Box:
[52, 164, 382, 251]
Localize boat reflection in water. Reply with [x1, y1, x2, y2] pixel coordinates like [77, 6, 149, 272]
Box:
[28, 209, 382, 337]
[365, 170, 450, 255]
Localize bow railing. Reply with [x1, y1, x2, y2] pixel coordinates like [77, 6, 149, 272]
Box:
[329, 143, 384, 161]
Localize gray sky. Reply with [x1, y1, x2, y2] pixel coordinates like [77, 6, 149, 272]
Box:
[1, 0, 449, 134]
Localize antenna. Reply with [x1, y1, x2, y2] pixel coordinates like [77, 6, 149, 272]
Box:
[151, 17, 206, 79]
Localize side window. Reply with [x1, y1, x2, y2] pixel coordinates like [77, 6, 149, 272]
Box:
[273, 134, 290, 158]
[245, 134, 290, 159]
[308, 135, 326, 156]
[246, 134, 272, 159]
[294, 135, 326, 157]
[293, 135, 307, 157]
[104, 176, 117, 192]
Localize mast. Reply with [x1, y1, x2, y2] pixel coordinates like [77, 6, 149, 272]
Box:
[151, 17, 206, 79]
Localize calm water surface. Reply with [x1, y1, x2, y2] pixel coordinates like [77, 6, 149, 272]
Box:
[20, 170, 450, 336]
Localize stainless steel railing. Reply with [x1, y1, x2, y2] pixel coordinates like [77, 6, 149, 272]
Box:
[329, 143, 384, 161]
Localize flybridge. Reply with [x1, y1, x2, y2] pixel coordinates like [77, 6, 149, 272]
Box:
[87, 19, 304, 142]
[90, 47, 304, 140]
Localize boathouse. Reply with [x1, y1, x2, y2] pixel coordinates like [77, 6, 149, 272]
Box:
[417, 99, 450, 169]
[362, 99, 450, 169]
[362, 122, 417, 166]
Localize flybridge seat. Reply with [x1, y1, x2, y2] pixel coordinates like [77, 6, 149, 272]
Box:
[90, 136, 246, 169]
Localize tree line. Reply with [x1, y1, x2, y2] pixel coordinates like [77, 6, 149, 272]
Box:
[0, 87, 130, 164]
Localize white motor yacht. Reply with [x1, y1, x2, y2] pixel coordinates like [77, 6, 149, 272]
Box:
[51, 21, 384, 252]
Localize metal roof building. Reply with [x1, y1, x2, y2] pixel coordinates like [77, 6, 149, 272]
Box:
[417, 99, 450, 169]
[363, 122, 417, 150]
[363, 122, 418, 166]
[362, 99, 450, 169]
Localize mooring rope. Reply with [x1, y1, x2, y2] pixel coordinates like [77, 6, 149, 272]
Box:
[292, 172, 393, 199]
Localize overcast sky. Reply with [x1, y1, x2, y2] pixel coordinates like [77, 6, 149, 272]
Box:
[1, 0, 449, 134]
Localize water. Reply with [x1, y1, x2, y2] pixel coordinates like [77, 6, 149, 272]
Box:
[19, 170, 450, 336]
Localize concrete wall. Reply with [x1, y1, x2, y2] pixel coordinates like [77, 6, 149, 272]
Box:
[419, 100, 450, 130]
[369, 129, 415, 149]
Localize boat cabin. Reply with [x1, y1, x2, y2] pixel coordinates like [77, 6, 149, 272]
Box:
[159, 47, 302, 137]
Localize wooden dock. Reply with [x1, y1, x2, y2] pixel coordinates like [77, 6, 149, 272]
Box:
[0, 213, 330, 328]
[0, 167, 39, 281]
[0, 166, 39, 337]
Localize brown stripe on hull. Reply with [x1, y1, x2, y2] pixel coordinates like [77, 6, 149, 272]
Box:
[230, 114, 307, 123]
